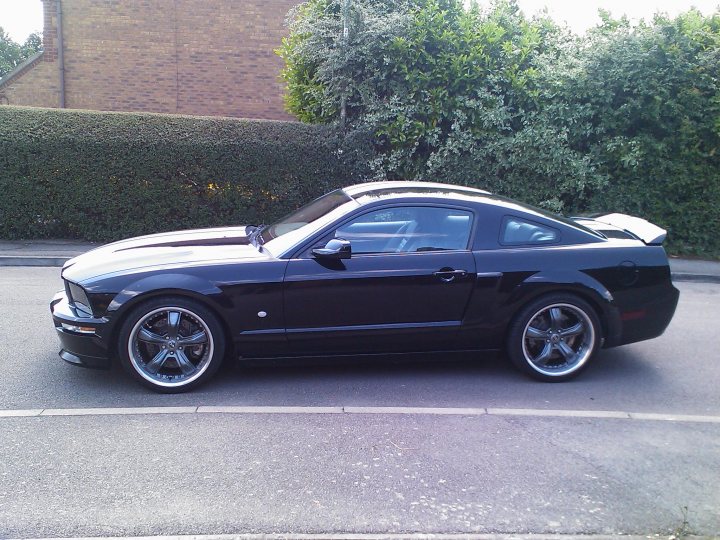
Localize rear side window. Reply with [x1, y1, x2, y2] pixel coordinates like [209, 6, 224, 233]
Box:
[501, 216, 559, 245]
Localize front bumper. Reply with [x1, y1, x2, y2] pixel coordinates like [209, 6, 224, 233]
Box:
[50, 290, 112, 369]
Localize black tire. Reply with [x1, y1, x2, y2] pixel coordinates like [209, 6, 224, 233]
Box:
[117, 296, 226, 393]
[506, 293, 602, 382]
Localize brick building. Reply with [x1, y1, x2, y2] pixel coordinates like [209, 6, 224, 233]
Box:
[0, 0, 298, 120]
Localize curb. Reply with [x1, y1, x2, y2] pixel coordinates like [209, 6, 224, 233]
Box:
[671, 272, 720, 284]
[0, 256, 71, 267]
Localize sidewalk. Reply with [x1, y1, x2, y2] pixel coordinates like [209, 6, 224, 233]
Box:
[0, 239, 98, 267]
[667, 257, 720, 283]
[0, 239, 719, 283]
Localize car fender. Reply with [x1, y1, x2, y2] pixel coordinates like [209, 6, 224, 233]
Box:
[508, 269, 621, 344]
[104, 273, 230, 327]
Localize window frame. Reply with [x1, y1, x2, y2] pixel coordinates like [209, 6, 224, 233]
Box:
[292, 203, 477, 259]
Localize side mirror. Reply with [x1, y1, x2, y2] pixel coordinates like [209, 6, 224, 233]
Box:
[312, 238, 351, 259]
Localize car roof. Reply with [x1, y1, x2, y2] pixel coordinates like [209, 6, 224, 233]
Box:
[343, 181, 541, 216]
[343, 181, 491, 204]
[342, 181, 606, 241]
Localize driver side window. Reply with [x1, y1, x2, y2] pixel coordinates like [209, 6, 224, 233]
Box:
[335, 206, 473, 254]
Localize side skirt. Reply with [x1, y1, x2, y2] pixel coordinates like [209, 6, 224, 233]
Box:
[233, 348, 503, 366]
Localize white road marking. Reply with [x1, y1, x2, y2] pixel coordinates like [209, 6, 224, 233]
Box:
[8, 535, 705, 540]
[487, 408, 630, 419]
[344, 406, 486, 415]
[15, 534, 720, 540]
[0, 408, 44, 417]
[39, 406, 198, 416]
[0, 405, 719, 423]
[629, 411, 720, 423]
[198, 405, 343, 414]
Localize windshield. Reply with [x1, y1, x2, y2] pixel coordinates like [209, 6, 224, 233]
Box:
[261, 189, 360, 256]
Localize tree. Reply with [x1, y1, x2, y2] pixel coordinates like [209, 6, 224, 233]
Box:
[277, 0, 605, 211]
[0, 28, 42, 79]
[573, 10, 720, 255]
[278, 1, 720, 254]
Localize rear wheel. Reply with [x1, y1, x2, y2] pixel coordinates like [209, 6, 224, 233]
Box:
[507, 294, 601, 382]
[118, 297, 225, 393]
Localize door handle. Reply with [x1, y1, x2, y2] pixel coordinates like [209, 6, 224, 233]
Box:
[433, 269, 467, 282]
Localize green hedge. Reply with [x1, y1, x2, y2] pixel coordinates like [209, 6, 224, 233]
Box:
[1, 106, 717, 257]
[0, 106, 371, 242]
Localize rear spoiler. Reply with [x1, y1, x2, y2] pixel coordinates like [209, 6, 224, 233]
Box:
[592, 213, 667, 245]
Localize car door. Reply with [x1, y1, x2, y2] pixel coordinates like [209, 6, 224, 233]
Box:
[282, 205, 477, 354]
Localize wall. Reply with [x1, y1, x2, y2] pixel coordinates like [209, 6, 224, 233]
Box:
[0, 0, 297, 120]
[0, 0, 60, 108]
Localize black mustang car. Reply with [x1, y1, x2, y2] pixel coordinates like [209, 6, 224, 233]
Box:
[51, 181, 679, 392]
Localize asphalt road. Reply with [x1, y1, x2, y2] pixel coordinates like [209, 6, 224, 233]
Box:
[0, 267, 718, 538]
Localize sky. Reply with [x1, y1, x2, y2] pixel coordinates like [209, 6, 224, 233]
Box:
[0, 0, 719, 42]
[0, 0, 43, 42]
[501, 0, 720, 33]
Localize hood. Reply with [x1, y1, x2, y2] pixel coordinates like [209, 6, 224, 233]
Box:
[62, 226, 268, 283]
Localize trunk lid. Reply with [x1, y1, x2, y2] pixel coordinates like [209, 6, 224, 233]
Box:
[573, 214, 667, 245]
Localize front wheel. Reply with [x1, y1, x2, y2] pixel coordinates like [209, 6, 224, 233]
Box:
[118, 297, 226, 393]
[507, 294, 601, 382]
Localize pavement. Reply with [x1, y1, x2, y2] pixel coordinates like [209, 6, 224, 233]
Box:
[0, 238, 719, 283]
[0, 239, 99, 267]
[1, 272, 719, 537]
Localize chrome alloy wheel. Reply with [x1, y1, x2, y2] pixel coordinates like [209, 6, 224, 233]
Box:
[521, 303, 596, 377]
[127, 306, 215, 388]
